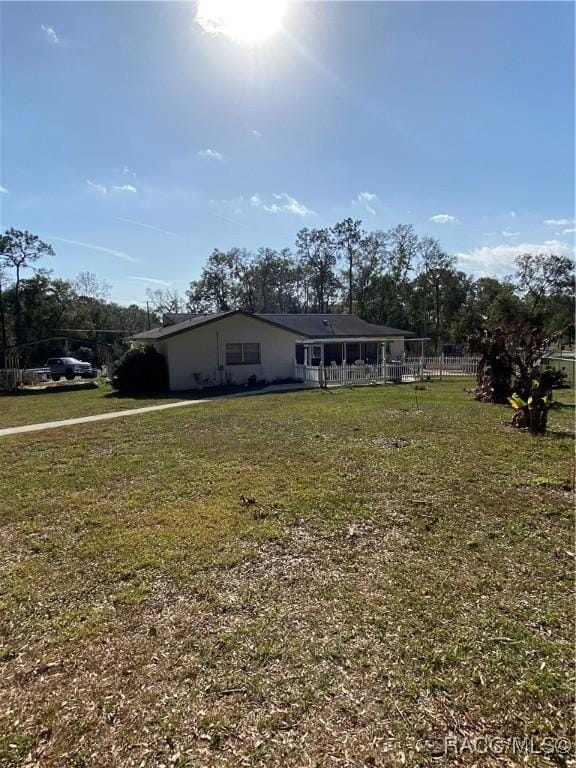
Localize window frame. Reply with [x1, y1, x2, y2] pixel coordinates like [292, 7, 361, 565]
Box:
[225, 342, 261, 366]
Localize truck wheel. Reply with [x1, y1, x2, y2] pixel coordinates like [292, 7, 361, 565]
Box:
[52, 375, 61, 382]
[65, 369, 75, 381]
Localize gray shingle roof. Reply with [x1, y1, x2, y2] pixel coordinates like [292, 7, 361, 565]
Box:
[162, 312, 202, 326]
[257, 314, 412, 338]
[131, 311, 235, 340]
[131, 310, 412, 341]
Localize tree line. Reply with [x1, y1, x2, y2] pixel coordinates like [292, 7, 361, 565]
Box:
[0, 229, 149, 365]
[1, 222, 573, 366]
[152, 219, 574, 351]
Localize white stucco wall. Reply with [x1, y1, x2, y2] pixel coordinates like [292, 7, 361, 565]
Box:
[156, 314, 301, 391]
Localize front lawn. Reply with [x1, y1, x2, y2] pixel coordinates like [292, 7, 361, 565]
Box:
[0, 382, 573, 767]
[0, 381, 185, 428]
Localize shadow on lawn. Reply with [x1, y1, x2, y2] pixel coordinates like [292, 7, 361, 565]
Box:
[545, 430, 575, 441]
[103, 381, 305, 402]
[553, 401, 575, 410]
[1, 381, 99, 397]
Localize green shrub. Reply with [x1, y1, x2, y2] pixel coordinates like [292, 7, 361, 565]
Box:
[112, 345, 168, 394]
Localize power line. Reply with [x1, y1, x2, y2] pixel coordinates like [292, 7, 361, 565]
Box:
[53, 329, 134, 334]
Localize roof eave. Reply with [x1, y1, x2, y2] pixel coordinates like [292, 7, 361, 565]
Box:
[140, 310, 307, 341]
[129, 334, 159, 341]
[130, 314, 414, 341]
[136, 309, 243, 341]
[302, 335, 410, 343]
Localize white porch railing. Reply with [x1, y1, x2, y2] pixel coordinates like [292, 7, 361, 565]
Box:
[295, 361, 421, 386]
[294, 355, 480, 386]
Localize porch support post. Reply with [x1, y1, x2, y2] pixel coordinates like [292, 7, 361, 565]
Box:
[383, 342, 387, 383]
[342, 342, 346, 366]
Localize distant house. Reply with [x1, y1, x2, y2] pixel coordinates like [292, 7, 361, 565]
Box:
[131, 310, 412, 391]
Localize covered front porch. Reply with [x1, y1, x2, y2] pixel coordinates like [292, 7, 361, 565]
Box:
[296, 337, 405, 368]
[294, 337, 414, 386]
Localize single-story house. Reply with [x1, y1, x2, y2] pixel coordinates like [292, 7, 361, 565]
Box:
[131, 311, 413, 391]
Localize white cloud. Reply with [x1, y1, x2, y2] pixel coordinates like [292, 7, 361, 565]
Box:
[86, 179, 108, 195]
[41, 24, 60, 44]
[508, 210, 517, 218]
[428, 213, 459, 224]
[501, 230, 520, 238]
[251, 192, 315, 216]
[562, 228, 576, 235]
[128, 276, 171, 287]
[456, 239, 574, 277]
[353, 191, 378, 215]
[122, 166, 136, 178]
[544, 218, 575, 227]
[112, 184, 137, 193]
[87, 179, 136, 194]
[198, 148, 224, 161]
[0, 186, 8, 194]
[213, 192, 314, 219]
[48, 236, 139, 263]
[275, 193, 314, 216]
[249, 129, 263, 138]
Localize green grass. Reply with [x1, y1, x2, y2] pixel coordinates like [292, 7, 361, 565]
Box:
[0, 381, 186, 428]
[0, 381, 573, 767]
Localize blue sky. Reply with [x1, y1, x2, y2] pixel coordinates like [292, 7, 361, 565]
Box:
[1, 1, 574, 305]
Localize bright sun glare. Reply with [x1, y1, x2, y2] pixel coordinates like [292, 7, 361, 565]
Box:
[196, 0, 288, 43]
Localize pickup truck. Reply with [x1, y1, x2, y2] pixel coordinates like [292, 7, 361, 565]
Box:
[46, 357, 97, 381]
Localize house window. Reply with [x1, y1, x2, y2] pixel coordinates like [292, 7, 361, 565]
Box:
[225, 342, 261, 365]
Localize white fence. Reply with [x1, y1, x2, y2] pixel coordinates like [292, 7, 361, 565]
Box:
[405, 355, 480, 377]
[542, 355, 575, 387]
[0, 367, 53, 391]
[295, 356, 480, 387]
[0, 368, 23, 391]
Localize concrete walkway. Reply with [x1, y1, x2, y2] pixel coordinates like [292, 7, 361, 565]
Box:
[0, 383, 316, 438]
